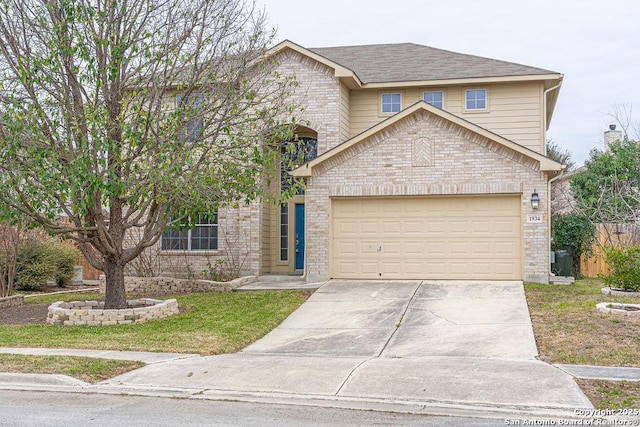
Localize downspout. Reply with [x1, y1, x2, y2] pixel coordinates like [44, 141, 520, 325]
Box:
[542, 82, 562, 155]
[543, 81, 563, 279]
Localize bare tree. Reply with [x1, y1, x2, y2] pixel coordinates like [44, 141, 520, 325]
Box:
[571, 138, 640, 248]
[546, 139, 575, 172]
[607, 102, 640, 141]
[0, 218, 24, 298]
[0, 0, 298, 308]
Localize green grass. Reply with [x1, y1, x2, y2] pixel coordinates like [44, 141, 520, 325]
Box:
[525, 278, 640, 366]
[1, 290, 309, 355]
[0, 354, 144, 383]
[577, 379, 640, 409]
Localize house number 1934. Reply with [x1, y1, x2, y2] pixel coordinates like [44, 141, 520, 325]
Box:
[527, 214, 543, 223]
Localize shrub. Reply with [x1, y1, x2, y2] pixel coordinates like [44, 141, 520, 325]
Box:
[14, 235, 81, 290]
[51, 243, 81, 286]
[551, 213, 595, 277]
[603, 246, 640, 292]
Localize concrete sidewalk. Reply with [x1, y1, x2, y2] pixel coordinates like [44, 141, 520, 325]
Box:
[0, 349, 605, 419]
[3, 347, 638, 382]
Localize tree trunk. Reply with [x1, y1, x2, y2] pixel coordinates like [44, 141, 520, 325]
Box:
[103, 258, 127, 309]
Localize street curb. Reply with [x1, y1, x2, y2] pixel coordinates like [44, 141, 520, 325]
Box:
[0, 374, 591, 421]
[554, 364, 640, 382]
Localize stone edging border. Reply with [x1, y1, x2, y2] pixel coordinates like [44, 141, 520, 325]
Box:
[596, 302, 640, 316]
[100, 275, 257, 294]
[601, 287, 640, 298]
[0, 295, 24, 309]
[47, 298, 179, 326]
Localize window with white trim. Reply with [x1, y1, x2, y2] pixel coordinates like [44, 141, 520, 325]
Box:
[176, 93, 204, 143]
[279, 204, 288, 261]
[381, 93, 402, 113]
[423, 91, 444, 109]
[465, 89, 487, 110]
[161, 214, 218, 251]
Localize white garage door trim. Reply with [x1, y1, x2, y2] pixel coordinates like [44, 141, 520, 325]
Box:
[330, 195, 523, 280]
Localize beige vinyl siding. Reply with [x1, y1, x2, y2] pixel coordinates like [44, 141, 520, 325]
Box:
[349, 90, 380, 137]
[349, 82, 544, 153]
[339, 82, 350, 143]
[460, 82, 543, 152]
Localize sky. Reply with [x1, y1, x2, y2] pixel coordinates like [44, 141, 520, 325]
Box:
[256, 0, 640, 166]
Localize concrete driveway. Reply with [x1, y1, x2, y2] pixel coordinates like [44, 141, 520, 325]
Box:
[243, 280, 538, 360]
[106, 280, 593, 417]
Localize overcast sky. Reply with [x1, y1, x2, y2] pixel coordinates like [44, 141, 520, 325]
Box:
[257, 0, 640, 165]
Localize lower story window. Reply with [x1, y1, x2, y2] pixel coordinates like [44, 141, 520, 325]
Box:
[280, 204, 288, 261]
[161, 214, 218, 251]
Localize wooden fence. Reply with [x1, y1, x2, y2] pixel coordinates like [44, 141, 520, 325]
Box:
[579, 223, 639, 278]
[80, 256, 103, 281]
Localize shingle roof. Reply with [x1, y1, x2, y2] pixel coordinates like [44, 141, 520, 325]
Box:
[308, 43, 558, 84]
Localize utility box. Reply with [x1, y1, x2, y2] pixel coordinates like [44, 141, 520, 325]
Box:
[553, 246, 574, 277]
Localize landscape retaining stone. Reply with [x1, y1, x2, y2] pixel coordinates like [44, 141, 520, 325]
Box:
[47, 298, 179, 326]
[98, 275, 256, 294]
[601, 287, 640, 298]
[596, 302, 640, 316]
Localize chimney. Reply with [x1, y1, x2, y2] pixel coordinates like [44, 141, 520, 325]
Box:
[604, 124, 623, 151]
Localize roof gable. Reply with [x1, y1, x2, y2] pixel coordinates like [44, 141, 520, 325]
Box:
[293, 101, 563, 178]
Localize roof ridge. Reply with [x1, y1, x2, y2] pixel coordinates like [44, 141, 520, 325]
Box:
[310, 42, 557, 75]
[306, 42, 560, 83]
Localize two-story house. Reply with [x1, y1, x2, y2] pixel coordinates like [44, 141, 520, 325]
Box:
[156, 40, 564, 284]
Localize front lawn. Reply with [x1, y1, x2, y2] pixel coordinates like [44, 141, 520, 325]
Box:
[0, 354, 144, 383]
[526, 279, 640, 409]
[525, 278, 640, 367]
[0, 290, 309, 355]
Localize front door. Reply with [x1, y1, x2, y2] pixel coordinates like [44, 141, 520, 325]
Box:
[294, 203, 305, 270]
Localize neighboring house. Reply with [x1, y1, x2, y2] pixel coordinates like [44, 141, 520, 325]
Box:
[151, 40, 564, 284]
[551, 126, 623, 216]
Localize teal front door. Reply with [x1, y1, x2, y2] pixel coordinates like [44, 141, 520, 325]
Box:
[294, 204, 305, 270]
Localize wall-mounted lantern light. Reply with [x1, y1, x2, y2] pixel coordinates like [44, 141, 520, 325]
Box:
[531, 191, 540, 210]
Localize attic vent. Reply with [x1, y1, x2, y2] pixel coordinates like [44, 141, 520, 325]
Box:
[412, 137, 434, 167]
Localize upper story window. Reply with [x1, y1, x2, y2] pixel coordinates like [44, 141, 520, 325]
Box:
[161, 214, 218, 251]
[423, 91, 444, 109]
[281, 137, 318, 194]
[465, 89, 487, 111]
[381, 93, 402, 114]
[176, 93, 204, 143]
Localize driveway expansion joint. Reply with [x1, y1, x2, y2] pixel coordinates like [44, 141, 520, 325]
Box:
[375, 280, 423, 358]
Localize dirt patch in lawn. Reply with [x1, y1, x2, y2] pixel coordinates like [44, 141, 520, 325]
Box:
[0, 303, 49, 325]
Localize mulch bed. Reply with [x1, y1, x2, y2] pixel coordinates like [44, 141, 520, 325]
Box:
[0, 303, 49, 325]
[0, 286, 89, 326]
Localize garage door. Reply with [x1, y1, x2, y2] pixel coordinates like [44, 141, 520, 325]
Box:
[331, 195, 522, 280]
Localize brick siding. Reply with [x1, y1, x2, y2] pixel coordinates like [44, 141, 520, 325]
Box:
[305, 109, 550, 283]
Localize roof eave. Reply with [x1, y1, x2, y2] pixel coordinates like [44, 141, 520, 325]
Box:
[359, 73, 564, 89]
[267, 40, 363, 88]
[544, 77, 564, 129]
